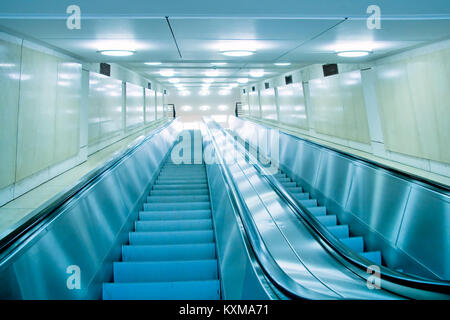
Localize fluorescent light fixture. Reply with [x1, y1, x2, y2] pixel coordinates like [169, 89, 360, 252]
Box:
[168, 78, 180, 83]
[181, 105, 192, 111]
[159, 69, 174, 77]
[220, 50, 255, 57]
[218, 105, 229, 111]
[250, 69, 264, 77]
[199, 105, 211, 111]
[179, 90, 191, 96]
[237, 78, 249, 84]
[229, 83, 238, 88]
[274, 62, 291, 66]
[203, 78, 214, 83]
[336, 50, 371, 57]
[219, 89, 231, 96]
[174, 83, 185, 88]
[205, 69, 220, 77]
[211, 62, 228, 66]
[97, 50, 135, 56]
[145, 62, 162, 65]
[199, 89, 210, 96]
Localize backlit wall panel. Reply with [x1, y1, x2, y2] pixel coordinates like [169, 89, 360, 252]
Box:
[309, 71, 371, 144]
[248, 90, 260, 118]
[125, 82, 144, 130]
[260, 88, 277, 121]
[374, 48, 450, 164]
[277, 83, 308, 129]
[145, 88, 156, 123]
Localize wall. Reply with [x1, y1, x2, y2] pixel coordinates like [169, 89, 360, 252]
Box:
[0, 31, 168, 207]
[166, 87, 239, 126]
[239, 39, 450, 182]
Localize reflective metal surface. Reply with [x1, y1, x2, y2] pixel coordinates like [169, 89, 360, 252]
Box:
[204, 118, 402, 299]
[229, 116, 450, 285]
[0, 120, 182, 299]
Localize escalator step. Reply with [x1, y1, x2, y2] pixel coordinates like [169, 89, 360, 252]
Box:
[327, 225, 349, 238]
[152, 184, 208, 190]
[103, 280, 220, 300]
[286, 187, 303, 193]
[143, 202, 210, 211]
[150, 189, 209, 196]
[135, 219, 212, 232]
[292, 192, 310, 200]
[340, 237, 364, 252]
[122, 243, 216, 261]
[147, 195, 210, 203]
[281, 182, 297, 188]
[129, 230, 214, 245]
[277, 177, 291, 183]
[139, 210, 211, 221]
[156, 179, 207, 185]
[361, 251, 382, 265]
[316, 215, 337, 226]
[308, 207, 327, 216]
[113, 260, 218, 282]
[299, 199, 317, 207]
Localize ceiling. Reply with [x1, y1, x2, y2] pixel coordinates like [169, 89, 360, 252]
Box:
[1, 0, 449, 89]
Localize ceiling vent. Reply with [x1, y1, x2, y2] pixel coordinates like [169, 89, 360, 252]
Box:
[323, 64, 339, 77]
[285, 75, 293, 85]
[99, 63, 111, 77]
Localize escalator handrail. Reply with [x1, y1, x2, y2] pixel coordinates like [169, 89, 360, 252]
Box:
[235, 117, 450, 193]
[0, 119, 176, 259]
[203, 118, 336, 299]
[225, 122, 450, 297]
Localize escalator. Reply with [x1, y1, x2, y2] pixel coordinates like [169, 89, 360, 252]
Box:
[273, 169, 381, 265]
[0, 119, 448, 300]
[103, 132, 220, 300]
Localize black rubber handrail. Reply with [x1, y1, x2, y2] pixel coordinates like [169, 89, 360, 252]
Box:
[0, 120, 174, 258]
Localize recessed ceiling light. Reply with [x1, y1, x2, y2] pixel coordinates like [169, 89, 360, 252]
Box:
[274, 62, 291, 66]
[199, 89, 210, 96]
[203, 78, 214, 83]
[160, 69, 175, 77]
[211, 62, 228, 66]
[145, 62, 162, 65]
[168, 78, 180, 83]
[336, 50, 371, 57]
[97, 50, 135, 56]
[228, 83, 238, 88]
[220, 50, 255, 57]
[237, 78, 249, 84]
[250, 70, 264, 77]
[219, 89, 231, 96]
[205, 69, 220, 77]
[179, 90, 191, 96]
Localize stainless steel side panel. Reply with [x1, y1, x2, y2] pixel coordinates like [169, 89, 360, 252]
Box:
[0, 121, 182, 299]
[229, 116, 450, 280]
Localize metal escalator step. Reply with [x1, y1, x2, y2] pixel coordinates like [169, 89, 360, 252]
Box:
[152, 184, 208, 190]
[139, 210, 211, 221]
[277, 177, 291, 183]
[281, 182, 297, 187]
[135, 219, 212, 232]
[146, 195, 209, 203]
[316, 215, 337, 226]
[129, 230, 214, 245]
[299, 199, 317, 207]
[292, 192, 309, 200]
[150, 189, 209, 196]
[122, 243, 216, 261]
[156, 179, 207, 185]
[103, 280, 220, 300]
[340, 236, 364, 252]
[308, 207, 327, 216]
[361, 251, 382, 265]
[286, 187, 303, 193]
[143, 202, 210, 211]
[113, 260, 218, 282]
[327, 225, 349, 238]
